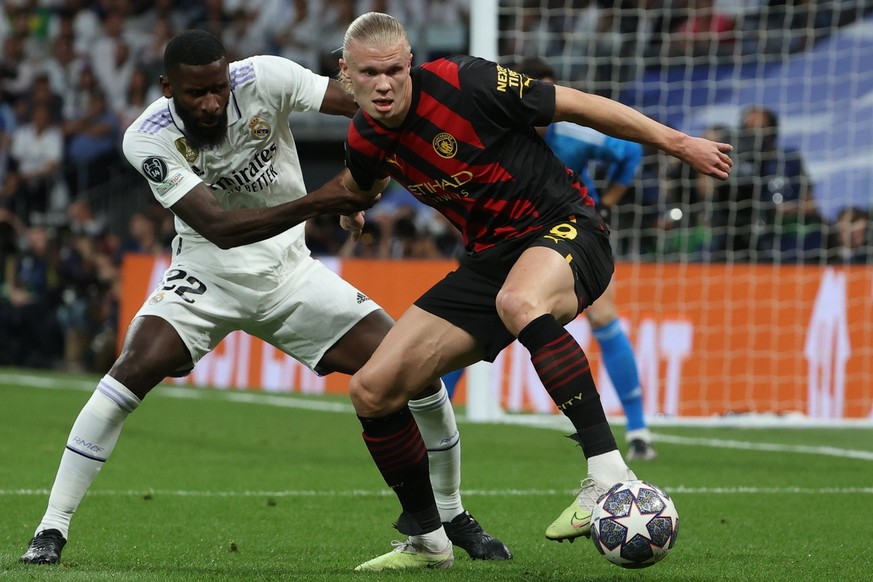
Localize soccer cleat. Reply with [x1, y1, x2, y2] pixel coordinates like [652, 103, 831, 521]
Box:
[545, 469, 637, 542]
[20, 529, 66, 565]
[626, 438, 657, 461]
[354, 538, 454, 571]
[443, 511, 512, 560]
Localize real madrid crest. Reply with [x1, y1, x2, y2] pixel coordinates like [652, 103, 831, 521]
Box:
[148, 290, 165, 305]
[432, 132, 457, 159]
[248, 116, 271, 140]
[174, 137, 199, 163]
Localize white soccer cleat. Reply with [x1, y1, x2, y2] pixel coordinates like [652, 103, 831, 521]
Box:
[354, 538, 454, 571]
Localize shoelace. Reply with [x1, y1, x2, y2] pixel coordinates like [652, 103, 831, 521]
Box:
[575, 477, 605, 508]
[389, 539, 416, 553]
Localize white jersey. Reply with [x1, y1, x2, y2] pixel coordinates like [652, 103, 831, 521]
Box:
[122, 55, 329, 271]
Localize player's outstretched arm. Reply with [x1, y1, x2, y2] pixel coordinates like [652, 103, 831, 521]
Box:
[552, 85, 733, 180]
[319, 79, 359, 118]
[170, 169, 380, 249]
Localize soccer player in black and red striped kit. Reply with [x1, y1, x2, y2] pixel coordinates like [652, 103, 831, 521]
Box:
[337, 12, 733, 571]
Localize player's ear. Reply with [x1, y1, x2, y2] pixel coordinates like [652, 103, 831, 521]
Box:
[159, 75, 173, 98]
[338, 59, 350, 80]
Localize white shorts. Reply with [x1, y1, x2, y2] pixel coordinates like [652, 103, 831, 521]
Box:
[135, 247, 381, 371]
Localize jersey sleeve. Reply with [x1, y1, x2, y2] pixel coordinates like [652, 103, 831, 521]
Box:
[344, 116, 388, 192]
[458, 56, 556, 128]
[249, 55, 329, 114]
[122, 130, 203, 208]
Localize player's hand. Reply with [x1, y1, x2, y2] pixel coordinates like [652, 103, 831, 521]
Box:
[681, 136, 733, 180]
[310, 171, 381, 215]
[341, 212, 366, 241]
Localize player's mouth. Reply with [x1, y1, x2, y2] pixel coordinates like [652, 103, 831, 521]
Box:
[373, 98, 393, 112]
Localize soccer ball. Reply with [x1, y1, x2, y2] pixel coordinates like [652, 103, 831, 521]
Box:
[590, 480, 679, 569]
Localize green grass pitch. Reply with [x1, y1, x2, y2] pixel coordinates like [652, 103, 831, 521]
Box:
[1, 369, 872, 581]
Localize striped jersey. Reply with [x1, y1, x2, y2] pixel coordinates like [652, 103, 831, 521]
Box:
[345, 55, 600, 255]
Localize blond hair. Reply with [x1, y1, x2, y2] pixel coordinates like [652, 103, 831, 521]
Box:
[338, 12, 410, 92]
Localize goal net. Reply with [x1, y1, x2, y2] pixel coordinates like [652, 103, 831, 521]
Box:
[461, 1, 873, 426]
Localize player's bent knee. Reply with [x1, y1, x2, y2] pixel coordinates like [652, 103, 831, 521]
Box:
[495, 288, 537, 334]
[348, 372, 406, 417]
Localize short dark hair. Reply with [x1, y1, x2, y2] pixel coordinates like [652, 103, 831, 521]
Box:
[163, 29, 227, 74]
[515, 57, 556, 81]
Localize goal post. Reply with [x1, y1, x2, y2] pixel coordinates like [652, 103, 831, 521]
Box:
[463, 2, 873, 426]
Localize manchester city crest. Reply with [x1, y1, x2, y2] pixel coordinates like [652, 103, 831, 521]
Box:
[433, 132, 458, 158]
[248, 116, 271, 140]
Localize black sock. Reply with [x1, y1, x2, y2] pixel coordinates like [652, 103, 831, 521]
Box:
[358, 406, 441, 533]
[518, 314, 617, 458]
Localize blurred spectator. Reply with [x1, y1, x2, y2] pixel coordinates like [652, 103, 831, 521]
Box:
[62, 87, 121, 195]
[737, 105, 819, 262]
[500, 0, 564, 62]
[56, 222, 119, 372]
[413, 0, 469, 60]
[117, 66, 161, 133]
[316, 0, 358, 75]
[337, 220, 384, 258]
[6, 103, 65, 225]
[306, 213, 347, 256]
[662, 0, 736, 60]
[137, 15, 175, 82]
[22, 72, 65, 123]
[0, 34, 37, 103]
[186, 0, 232, 49]
[62, 61, 100, 122]
[90, 10, 138, 112]
[704, 106, 817, 262]
[48, 0, 102, 57]
[0, 225, 63, 368]
[118, 207, 168, 256]
[356, 0, 422, 28]
[40, 34, 87, 110]
[128, 0, 189, 36]
[272, 0, 322, 72]
[658, 123, 731, 259]
[0, 85, 15, 192]
[825, 206, 872, 265]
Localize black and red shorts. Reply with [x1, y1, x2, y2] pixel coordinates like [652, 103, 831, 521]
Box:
[414, 217, 614, 361]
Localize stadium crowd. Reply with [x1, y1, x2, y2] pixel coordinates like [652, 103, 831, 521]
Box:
[1, 0, 871, 373]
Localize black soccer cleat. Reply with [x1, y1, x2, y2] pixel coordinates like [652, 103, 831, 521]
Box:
[20, 529, 66, 565]
[443, 511, 512, 560]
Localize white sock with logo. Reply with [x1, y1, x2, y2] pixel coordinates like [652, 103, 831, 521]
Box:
[408, 381, 464, 523]
[36, 375, 141, 539]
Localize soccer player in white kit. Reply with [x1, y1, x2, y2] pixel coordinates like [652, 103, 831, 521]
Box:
[20, 30, 509, 566]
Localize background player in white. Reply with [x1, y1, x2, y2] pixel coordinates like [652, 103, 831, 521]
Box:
[20, 30, 509, 566]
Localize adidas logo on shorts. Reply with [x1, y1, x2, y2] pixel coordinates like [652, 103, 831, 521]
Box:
[356, 292, 370, 304]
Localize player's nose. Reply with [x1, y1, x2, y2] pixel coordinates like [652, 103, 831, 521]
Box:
[202, 93, 222, 114]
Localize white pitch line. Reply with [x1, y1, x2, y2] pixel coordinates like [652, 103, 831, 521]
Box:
[4, 372, 873, 462]
[651, 433, 873, 461]
[2, 487, 872, 498]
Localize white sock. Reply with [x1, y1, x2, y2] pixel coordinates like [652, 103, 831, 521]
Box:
[408, 381, 463, 523]
[586, 450, 631, 484]
[411, 527, 451, 553]
[36, 375, 141, 539]
[625, 428, 652, 444]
